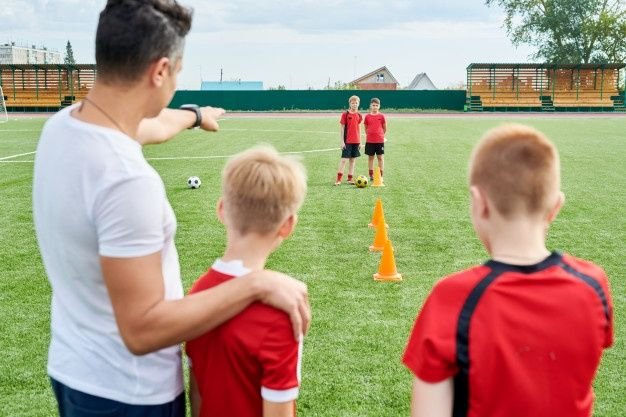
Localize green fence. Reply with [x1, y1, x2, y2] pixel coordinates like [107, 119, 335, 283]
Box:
[169, 90, 466, 111]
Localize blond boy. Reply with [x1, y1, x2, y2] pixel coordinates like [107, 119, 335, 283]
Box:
[186, 146, 307, 417]
[403, 125, 613, 417]
[335, 95, 363, 185]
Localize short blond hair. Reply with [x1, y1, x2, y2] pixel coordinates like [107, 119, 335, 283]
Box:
[222, 146, 307, 235]
[469, 124, 560, 218]
[349, 95, 360, 103]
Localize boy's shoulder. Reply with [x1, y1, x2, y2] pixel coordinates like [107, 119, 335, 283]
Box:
[430, 264, 491, 300]
[560, 253, 608, 283]
[191, 265, 293, 336]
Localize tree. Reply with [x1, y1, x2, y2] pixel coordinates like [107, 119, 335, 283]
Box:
[485, 0, 626, 63]
[64, 41, 76, 65]
[324, 81, 359, 90]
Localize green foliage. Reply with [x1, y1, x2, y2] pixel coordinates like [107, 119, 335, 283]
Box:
[325, 81, 360, 90]
[64, 41, 76, 65]
[1, 117, 625, 416]
[486, 0, 626, 63]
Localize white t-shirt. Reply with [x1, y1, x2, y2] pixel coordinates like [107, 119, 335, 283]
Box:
[33, 105, 184, 404]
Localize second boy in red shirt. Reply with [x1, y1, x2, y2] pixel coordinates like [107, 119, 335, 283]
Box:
[364, 97, 386, 181]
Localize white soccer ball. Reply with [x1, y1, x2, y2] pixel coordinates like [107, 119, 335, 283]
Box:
[187, 176, 201, 189]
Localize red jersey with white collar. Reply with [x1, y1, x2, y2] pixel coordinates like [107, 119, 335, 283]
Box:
[186, 260, 302, 417]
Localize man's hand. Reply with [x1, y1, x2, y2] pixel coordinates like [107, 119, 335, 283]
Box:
[199, 106, 226, 132]
[255, 270, 310, 340]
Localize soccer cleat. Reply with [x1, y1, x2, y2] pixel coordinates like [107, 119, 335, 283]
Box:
[347, 179, 355, 185]
[334, 180, 342, 186]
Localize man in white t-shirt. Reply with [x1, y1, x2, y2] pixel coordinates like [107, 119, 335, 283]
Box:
[33, 1, 310, 415]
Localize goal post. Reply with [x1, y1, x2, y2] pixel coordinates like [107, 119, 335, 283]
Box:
[0, 86, 8, 123]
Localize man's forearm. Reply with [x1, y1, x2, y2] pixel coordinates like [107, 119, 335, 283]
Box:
[120, 274, 262, 355]
[137, 108, 196, 144]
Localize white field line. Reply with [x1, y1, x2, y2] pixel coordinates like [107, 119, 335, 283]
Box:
[0, 151, 36, 160]
[220, 128, 336, 134]
[0, 147, 339, 164]
[147, 147, 338, 161]
[0, 129, 41, 132]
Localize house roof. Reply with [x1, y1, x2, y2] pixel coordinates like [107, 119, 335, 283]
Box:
[349, 66, 399, 85]
[408, 73, 437, 90]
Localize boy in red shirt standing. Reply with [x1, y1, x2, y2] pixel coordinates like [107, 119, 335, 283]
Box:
[364, 97, 386, 181]
[403, 124, 613, 417]
[186, 146, 307, 417]
[335, 95, 363, 185]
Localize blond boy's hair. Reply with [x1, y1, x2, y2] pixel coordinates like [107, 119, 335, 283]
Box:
[469, 124, 560, 218]
[348, 95, 360, 103]
[222, 146, 307, 235]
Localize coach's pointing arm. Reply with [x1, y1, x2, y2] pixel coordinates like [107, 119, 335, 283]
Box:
[136, 106, 226, 145]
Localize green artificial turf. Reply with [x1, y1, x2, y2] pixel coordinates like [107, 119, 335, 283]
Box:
[0, 115, 624, 416]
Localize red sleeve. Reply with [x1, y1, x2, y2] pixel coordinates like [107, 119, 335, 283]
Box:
[340, 112, 347, 125]
[259, 316, 301, 402]
[402, 281, 460, 382]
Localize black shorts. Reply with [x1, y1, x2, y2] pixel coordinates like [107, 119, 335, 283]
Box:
[341, 143, 361, 158]
[365, 143, 384, 155]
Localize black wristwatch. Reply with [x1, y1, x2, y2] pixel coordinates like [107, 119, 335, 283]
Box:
[179, 104, 202, 129]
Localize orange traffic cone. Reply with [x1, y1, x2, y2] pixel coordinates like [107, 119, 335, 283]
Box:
[374, 240, 402, 281]
[368, 198, 389, 229]
[371, 166, 384, 187]
[369, 216, 388, 252]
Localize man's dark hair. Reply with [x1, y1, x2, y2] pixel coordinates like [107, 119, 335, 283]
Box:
[96, 0, 193, 83]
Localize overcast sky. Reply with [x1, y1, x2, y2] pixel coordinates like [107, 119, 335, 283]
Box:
[0, 0, 536, 89]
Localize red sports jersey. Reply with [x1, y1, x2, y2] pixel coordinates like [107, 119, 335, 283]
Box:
[403, 252, 613, 417]
[186, 260, 302, 417]
[364, 113, 386, 143]
[340, 111, 362, 144]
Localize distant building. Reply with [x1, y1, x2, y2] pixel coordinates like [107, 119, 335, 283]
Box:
[200, 81, 263, 91]
[407, 73, 437, 90]
[0, 43, 62, 65]
[349, 66, 399, 90]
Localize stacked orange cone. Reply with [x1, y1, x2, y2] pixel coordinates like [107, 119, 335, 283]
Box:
[368, 198, 388, 229]
[374, 240, 402, 281]
[369, 217, 388, 252]
[371, 167, 384, 187]
[368, 198, 402, 281]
